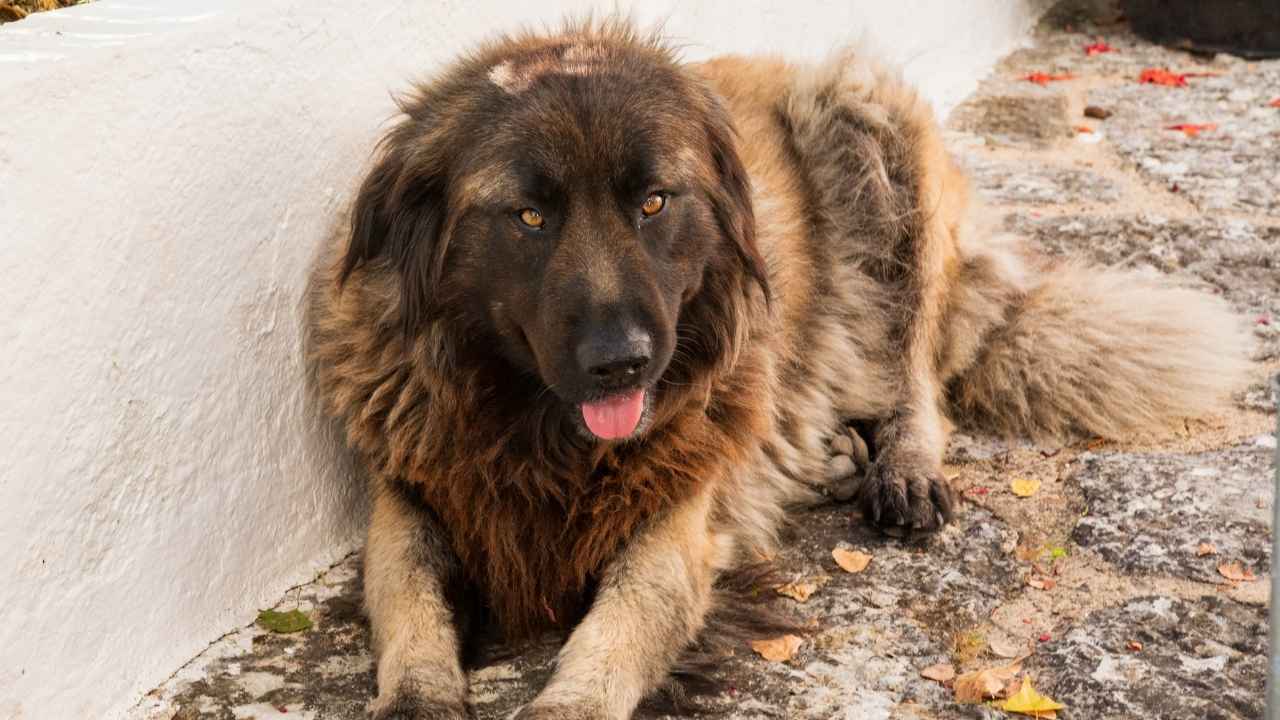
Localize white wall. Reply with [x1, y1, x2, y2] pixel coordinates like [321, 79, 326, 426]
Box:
[0, 1, 1049, 718]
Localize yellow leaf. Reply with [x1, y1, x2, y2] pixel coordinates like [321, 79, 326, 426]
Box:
[832, 547, 872, 573]
[1001, 676, 1065, 716]
[751, 634, 803, 662]
[1011, 478, 1041, 498]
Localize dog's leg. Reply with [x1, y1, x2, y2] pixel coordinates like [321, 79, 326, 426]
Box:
[856, 169, 963, 534]
[365, 480, 472, 720]
[858, 366, 956, 532]
[515, 489, 721, 720]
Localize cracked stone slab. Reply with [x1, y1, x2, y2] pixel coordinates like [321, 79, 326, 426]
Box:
[1070, 444, 1274, 583]
[1036, 595, 1268, 720]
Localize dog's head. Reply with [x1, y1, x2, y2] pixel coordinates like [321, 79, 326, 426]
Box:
[340, 24, 767, 441]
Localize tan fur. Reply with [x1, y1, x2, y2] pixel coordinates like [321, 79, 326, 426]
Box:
[305, 24, 1252, 720]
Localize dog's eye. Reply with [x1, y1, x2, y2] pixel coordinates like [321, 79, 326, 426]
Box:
[517, 208, 545, 229]
[640, 193, 666, 218]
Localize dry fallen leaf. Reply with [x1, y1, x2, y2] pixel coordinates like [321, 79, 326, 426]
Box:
[1002, 676, 1065, 717]
[920, 663, 956, 684]
[953, 659, 1023, 703]
[751, 634, 803, 662]
[1027, 576, 1057, 591]
[1024, 72, 1074, 86]
[1011, 478, 1041, 498]
[776, 576, 827, 603]
[1218, 562, 1258, 583]
[1166, 123, 1217, 137]
[833, 547, 872, 573]
[1127, 640, 1143, 652]
[1197, 542, 1218, 557]
[1073, 125, 1094, 134]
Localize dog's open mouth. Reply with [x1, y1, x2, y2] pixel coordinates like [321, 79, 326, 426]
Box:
[580, 389, 646, 440]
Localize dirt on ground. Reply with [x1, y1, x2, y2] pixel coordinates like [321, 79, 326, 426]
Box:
[131, 2, 1279, 719]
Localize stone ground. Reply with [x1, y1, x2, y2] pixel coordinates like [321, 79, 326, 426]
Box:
[131, 3, 1280, 719]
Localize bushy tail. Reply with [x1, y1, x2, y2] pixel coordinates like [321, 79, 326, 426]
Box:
[947, 257, 1254, 440]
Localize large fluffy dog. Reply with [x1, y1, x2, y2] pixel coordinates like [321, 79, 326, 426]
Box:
[307, 22, 1249, 720]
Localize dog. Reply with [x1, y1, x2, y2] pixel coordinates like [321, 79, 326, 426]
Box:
[306, 20, 1250, 720]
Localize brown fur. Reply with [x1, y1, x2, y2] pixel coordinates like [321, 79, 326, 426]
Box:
[305, 21, 1251, 720]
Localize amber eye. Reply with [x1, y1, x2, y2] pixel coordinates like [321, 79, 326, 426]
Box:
[640, 193, 666, 218]
[517, 208, 544, 229]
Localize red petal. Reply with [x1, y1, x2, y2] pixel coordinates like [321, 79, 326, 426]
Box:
[1024, 72, 1074, 86]
[1139, 68, 1188, 87]
[1085, 41, 1113, 56]
[1165, 123, 1217, 137]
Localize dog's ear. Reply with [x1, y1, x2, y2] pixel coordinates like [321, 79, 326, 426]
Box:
[340, 122, 448, 337]
[701, 95, 771, 302]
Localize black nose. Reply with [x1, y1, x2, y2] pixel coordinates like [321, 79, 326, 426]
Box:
[576, 327, 652, 387]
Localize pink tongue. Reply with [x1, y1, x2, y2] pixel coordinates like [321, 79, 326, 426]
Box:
[581, 389, 646, 440]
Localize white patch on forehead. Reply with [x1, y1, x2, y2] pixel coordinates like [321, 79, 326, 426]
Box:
[487, 43, 609, 95]
[487, 60, 527, 93]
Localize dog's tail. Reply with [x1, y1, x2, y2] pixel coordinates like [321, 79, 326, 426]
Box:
[944, 240, 1254, 440]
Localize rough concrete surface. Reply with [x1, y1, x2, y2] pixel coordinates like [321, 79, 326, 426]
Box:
[132, 2, 1278, 718]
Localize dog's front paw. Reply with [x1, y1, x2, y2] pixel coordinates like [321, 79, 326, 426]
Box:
[856, 454, 955, 533]
[512, 702, 608, 720]
[370, 694, 473, 720]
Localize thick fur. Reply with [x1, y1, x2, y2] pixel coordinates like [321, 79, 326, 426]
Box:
[305, 22, 1251, 720]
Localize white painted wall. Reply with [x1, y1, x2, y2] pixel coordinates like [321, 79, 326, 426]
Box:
[0, 1, 1049, 718]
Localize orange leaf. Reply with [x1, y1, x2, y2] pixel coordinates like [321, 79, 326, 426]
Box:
[751, 634, 803, 662]
[1073, 125, 1094, 134]
[1024, 72, 1074, 86]
[1269, 98, 1280, 108]
[1139, 68, 1187, 87]
[1218, 562, 1258, 583]
[1085, 41, 1113, 56]
[1166, 123, 1217, 137]
[775, 576, 827, 603]
[832, 547, 872, 573]
[1196, 542, 1217, 557]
